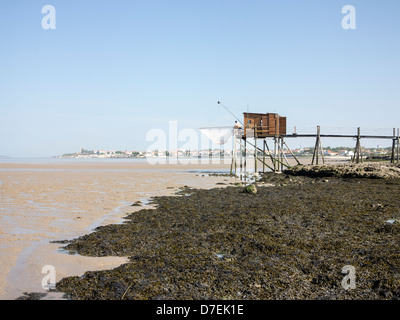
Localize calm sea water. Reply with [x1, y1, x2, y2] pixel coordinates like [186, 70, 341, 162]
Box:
[0, 157, 232, 174]
[0, 157, 149, 164]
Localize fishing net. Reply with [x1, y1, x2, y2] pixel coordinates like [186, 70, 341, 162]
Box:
[199, 126, 234, 145]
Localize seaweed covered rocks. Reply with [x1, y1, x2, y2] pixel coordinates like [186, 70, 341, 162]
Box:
[54, 175, 400, 300]
[285, 163, 400, 179]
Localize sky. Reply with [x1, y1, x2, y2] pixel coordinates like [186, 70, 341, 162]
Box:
[0, 0, 399, 157]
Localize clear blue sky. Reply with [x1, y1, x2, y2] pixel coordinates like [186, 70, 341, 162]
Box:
[0, 0, 399, 157]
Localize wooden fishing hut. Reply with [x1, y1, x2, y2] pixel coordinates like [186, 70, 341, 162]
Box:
[242, 112, 286, 137]
[232, 112, 299, 179]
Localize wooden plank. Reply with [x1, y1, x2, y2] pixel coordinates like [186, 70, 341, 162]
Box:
[282, 134, 394, 139]
[279, 117, 286, 135]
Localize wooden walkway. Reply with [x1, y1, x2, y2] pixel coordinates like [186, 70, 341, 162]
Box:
[232, 126, 400, 178]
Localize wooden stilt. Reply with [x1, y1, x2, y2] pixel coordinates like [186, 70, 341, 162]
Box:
[239, 137, 243, 180]
[280, 137, 284, 171]
[274, 137, 277, 172]
[397, 128, 399, 164]
[277, 117, 281, 172]
[264, 140, 276, 169]
[234, 133, 237, 174]
[262, 139, 266, 173]
[312, 126, 321, 165]
[282, 139, 301, 165]
[277, 138, 290, 167]
[231, 129, 237, 175]
[254, 126, 257, 175]
[236, 138, 274, 171]
[245, 139, 288, 170]
[244, 138, 247, 181]
[354, 127, 362, 163]
[230, 133, 234, 175]
[319, 136, 325, 164]
[391, 128, 396, 164]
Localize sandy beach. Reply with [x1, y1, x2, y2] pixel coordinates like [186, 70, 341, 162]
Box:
[0, 159, 236, 300]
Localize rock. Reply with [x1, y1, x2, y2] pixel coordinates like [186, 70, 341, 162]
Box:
[284, 162, 400, 179]
[16, 292, 47, 300]
[371, 203, 384, 210]
[244, 184, 257, 194]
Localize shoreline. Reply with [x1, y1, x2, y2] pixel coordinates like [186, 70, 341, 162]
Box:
[43, 162, 400, 300]
[0, 161, 237, 300]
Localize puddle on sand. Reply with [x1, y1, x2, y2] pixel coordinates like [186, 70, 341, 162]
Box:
[86, 201, 133, 232]
[139, 198, 153, 207]
[57, 248, 77, 255]
[5, 239, 129, 300]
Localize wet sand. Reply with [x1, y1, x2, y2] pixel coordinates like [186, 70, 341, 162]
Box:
[0, 160, 236, 299]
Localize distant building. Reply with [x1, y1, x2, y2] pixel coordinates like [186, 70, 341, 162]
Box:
[324, 150, 339, 156]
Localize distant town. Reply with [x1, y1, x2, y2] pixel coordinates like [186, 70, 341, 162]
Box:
[58, 146, 394, 160]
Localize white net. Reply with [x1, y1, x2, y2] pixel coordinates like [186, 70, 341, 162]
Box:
[199, 126, 234, 145]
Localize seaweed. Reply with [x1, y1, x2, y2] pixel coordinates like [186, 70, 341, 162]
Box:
[50, 172, 400, 300]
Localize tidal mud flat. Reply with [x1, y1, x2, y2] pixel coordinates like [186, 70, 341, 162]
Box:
[0, 161, 234, 300]
[37, 163, 400, 299]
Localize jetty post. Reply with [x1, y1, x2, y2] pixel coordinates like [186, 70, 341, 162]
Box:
[397, 128, 400, 164]
[353, 127, 363, 163]
[254, 125, 258, 175]
[391, 128, 397, 164]
[312, 126, 325, 165]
